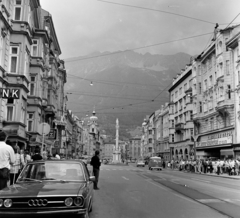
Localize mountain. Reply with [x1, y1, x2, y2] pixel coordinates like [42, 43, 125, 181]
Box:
[64, 51, 191, 140]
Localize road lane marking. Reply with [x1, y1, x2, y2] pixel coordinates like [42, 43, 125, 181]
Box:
[122, 176, 129, 180]
[191, 178, 211, 183]
[196, 199, 224, 203]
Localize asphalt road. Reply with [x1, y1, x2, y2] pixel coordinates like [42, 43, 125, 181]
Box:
[88, 163, 240, 218]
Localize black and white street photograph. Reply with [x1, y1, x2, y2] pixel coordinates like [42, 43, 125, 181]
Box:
[0, 0, 240, 218]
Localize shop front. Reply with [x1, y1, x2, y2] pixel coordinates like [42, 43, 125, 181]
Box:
[173, 140, 194, 160]
[196, 130, 233, 160]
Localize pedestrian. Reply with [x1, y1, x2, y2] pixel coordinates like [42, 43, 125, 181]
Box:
[10, 144, 25, 185]
[0, 132, 15, 190]
[31, 146, 43, 161]
[55, 152, 60, 159]
[90, 150, 101, 190]
[24, 150, 32, 163]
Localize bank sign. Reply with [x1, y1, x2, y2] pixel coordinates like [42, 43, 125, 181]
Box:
[196, 131, 233, 148]
[0, 88, 20, 99]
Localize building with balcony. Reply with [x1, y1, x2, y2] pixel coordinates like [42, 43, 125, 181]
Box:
[0, 0, 66, 152]
[192, 24, 240, 159]
[168, 64, 194, 160]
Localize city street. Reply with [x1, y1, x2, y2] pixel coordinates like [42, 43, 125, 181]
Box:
[89, 164, 240, 218]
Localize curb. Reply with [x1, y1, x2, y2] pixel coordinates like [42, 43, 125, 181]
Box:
[165, 168, 240, 180]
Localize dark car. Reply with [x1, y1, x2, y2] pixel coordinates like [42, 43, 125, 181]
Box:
[0, 159, 95, 218]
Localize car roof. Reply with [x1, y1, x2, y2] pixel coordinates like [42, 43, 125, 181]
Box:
[28, 159, 84, 164]
[150, 156, 161, 159]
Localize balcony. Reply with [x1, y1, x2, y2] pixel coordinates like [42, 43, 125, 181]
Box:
[175, 123, 184, 131]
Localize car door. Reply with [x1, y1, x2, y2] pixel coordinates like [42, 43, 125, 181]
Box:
[82, 163, 94, 203]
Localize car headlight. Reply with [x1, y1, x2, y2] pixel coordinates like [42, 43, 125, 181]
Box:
[65, 197, 73, 207]
[4, 199, 12, 208]
[0, 199, 3, 207]
[74, 197, 84, 206]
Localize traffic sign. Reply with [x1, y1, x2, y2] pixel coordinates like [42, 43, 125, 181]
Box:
[38, 123, 50, 135]
[48, 129, 57, 139]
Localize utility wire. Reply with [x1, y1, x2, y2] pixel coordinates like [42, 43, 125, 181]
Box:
[66, 91, 168, 101]
[67, 73, 166, 89]
[64, 32, 212, 62]
[97, 0, 216, 25]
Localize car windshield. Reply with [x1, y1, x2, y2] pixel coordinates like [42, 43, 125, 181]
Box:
[18, 162, 85, 182]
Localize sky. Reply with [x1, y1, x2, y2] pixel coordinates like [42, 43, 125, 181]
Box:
[40, 0, 240, 60]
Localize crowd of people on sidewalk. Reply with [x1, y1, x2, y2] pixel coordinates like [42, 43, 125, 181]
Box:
[0, 130, 64, 190]
[168, 158, 240, 176]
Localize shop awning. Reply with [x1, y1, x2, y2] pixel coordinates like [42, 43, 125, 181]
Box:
[196, 144, 232, 150]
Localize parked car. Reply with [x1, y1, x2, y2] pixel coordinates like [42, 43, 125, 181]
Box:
[0, 159, 95, 218]
[136, 159, 145, 167]
[148, 156, 163, 171]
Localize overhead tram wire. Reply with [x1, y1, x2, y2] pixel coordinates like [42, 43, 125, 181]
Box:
[64, 32, 213, 63]
[66, 91, 168, 101]
[97, 0, 216, 25]
[67, 73, 166, 90]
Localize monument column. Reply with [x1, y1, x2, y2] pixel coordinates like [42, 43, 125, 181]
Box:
[112, 118, 121, 163]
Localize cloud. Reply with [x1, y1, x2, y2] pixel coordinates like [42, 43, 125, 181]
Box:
[40, 0, 240, 59]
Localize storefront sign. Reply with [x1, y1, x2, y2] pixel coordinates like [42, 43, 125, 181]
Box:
[0, 88, 20, 99]
[197, 130, 233, 148]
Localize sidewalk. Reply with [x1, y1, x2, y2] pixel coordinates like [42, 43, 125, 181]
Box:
[166, 167, 240, 180]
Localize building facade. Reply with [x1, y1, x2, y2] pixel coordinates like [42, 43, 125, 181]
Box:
[193, 25, 240, 159]
[168, 65, 194, 160]
[0, 0, 66, 154]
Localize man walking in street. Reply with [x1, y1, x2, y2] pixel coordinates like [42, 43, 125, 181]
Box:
[90, 150, 101, 190]
[0, 131, 15, 190]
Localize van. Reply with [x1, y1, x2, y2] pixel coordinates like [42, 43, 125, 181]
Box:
[148, 156, 163, 171]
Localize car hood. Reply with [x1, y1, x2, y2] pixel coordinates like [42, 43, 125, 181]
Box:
[0, 182, 86, 198]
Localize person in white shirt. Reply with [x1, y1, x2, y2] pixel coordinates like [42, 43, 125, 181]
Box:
[10, 144, 25, 185]
[0, 131, 15, 190]
[55, 152, 60, 159]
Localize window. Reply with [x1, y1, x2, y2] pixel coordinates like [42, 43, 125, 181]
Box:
[227, 85, 231, 99]
[9, 47, 19, 73]
[209, 75, 212, 86]
[210, 118, 214, 130]
[219, 86, 224, 98]
[171, 94, 174, 102]
[199, 83, 202, 94]
[171, 134, 174, 142]
[189, 79, 192, 87]
[29, 76, 36, 95]
[226, 60, 230, 75]
[175, 91, 178, 98]
[199, 102, 202, 113]
[27, 113, 34, 131]
[7, 106, 14, 121]
[31, 40, 39, 56]
[190, 129, 193, 136]
[149, 130, 152, 135]
[149, 138, 152, 143]
[204, 79, 208, 91]
[190, 111, 193, 120]
[14, 0, 22, 21]
[179, 87, 182, 95]
[184, 83, 187, 91]
[205, 119, 208, 131]
[238, 71, 240, 84]
[7, 98, 14, 121]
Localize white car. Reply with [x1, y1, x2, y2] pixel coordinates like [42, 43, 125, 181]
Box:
[136, 160, 145, 167]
